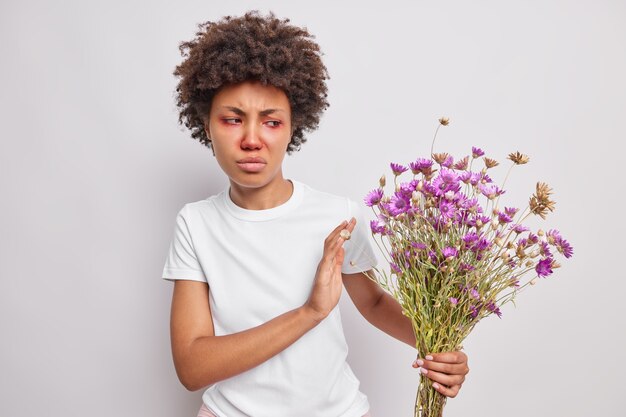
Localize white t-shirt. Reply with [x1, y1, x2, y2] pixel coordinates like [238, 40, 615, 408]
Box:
[162, 180, 377, 417]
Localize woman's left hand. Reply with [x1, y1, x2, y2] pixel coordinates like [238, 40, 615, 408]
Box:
[412, 351, 469, 398]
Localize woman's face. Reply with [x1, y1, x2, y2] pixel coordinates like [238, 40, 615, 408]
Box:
[206, 81, 292, 192]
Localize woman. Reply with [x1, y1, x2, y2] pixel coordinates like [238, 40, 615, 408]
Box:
[162, 11, 469, 417]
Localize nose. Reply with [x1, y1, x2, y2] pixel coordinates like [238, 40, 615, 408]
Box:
[241, 123, 263, 150]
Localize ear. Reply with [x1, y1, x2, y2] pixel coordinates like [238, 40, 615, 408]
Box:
[203, 119, 211, 140]
[203, 121, 216, 157]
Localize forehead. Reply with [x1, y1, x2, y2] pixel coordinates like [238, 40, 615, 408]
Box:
[211, 81, 290, 112]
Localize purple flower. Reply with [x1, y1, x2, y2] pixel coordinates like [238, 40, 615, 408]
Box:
[527, 233, 539, 244]
[428, 250, 439, 264]
[479, 184, 504, 199]
[510, 224, 530, 234]
[557, 238, 574, 258]
[459, 171, 472, 184]
[432, 169, 461, 196]
[442, 246, 458, 258]
[364, 188, 384, 207]
[370, 219, 386, 234]
[410, 241, 427, 250]
[469, 304, 481, 318]
[486, 301, 502, 318]
[439, 199, 456, 219]
[540, 241, 552, 257]
[449, 297, 459, 305]
[385, 193, 410, 216]
[459, 262, 475, 273]
[480, 173, 494, 184]
[470, 288, 480, 299]
[460, 197, 480, 212]
[398, 180, 418, 199]
[535, 258, 554, 277]
[498, 212, 513, 224]
[505, 207, 519, 217]
[390, 263, 402, 274]
[467, 215, 491, 228]
[472, 146, 485, 158]
[442, 155, 454, 168]
[390, 162, 408, 176]
[547, 229, 574, 258]
[409, 158, 433, 175]
[469, 172, 482, 186]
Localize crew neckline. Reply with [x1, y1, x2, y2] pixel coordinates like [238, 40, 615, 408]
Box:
[221, 180, 304, 221]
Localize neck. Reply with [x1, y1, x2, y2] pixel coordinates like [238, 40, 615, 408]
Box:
[229, 178, 294, 210]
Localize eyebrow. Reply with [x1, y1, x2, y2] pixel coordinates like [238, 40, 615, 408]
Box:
[222, 106, 286, 117]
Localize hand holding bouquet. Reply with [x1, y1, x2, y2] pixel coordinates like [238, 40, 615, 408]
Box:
[364, 118, 573, 417]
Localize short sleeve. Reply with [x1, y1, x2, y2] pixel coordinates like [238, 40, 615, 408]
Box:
[161, 205, 207, 283]
[342, 199, 378, 274]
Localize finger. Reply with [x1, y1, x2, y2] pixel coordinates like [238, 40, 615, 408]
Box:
[423, 351, 467, 364]
[325, 218, 356, 252]
[344, 217, 357, 234]
[416, 359, 469, 376]
[418, 367, 465, 387]
[325, 220, 348, 244]
[431, 382, 461, 399]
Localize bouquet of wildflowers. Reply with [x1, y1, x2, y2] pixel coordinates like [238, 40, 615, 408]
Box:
[364, 118, 573, 417]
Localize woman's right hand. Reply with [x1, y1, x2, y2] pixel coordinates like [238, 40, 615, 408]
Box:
[303, 217, 356, 323]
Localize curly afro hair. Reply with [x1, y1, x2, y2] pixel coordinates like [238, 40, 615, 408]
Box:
[174, 11, 330, 153]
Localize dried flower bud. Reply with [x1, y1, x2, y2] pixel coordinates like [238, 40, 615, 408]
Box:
[551, 260, 562, 269]
[529, 278, 537, 286]
[530, 250, 540, 258]
[494, 237, 503, 247]
[379, 175, 386, 187]
[416, 180, 424, 191]
[411, 191, 420, 204]
[507, 241, 515, 250]
[484, 157, 499, 169]
[491, 219, 499, 230]
[537, 229, 545, 236]
[432, 153, 449, 165]
[438, 117, 450, 126]
[507, 151, 530, 165]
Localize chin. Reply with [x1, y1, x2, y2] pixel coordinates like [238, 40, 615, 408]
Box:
[229, 174, 275, 190]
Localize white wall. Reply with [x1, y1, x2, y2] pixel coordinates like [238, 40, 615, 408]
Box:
[1, 0, 624, 416]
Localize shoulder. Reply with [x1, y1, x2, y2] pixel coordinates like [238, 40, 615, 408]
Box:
[175, 192, 225, 220]
[296, 181, 364, 218]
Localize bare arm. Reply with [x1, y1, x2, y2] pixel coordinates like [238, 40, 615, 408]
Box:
[170, 280, 320, 391]
[170, 219, 356, 391]
[342, 271, 416, 347]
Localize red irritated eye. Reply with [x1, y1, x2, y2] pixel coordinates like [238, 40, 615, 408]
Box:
[222, 117, 241, 125]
